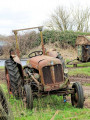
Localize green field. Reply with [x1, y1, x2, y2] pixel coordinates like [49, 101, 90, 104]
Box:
[68, 67, 90, 76]
[66, 62, 90, 76]
[66, 62, 90, 68]
[0, 66, 4, 69]
[0, 63, 90, 120]
[0, 84, 90, 120]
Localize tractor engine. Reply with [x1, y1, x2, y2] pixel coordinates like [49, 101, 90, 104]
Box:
[26, 55, 65, 91]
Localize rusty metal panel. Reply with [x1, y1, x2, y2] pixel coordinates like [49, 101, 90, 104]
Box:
[28, 55, 61, 70]
[46, 49, 58, 57]
[54, 64, 63, 83]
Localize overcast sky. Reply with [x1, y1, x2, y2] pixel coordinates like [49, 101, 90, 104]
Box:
[0, 0, 90, 35]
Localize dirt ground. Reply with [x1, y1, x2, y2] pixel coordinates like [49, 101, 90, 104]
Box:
[22, 42, 77, 60]
[0, 69, 5, 81]
[69, 76, 90, 83]
[0, 69, 90, 108]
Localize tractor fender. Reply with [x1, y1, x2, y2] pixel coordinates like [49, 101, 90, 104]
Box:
[11, 55, 21, 65]
[46, 49, 58, 58]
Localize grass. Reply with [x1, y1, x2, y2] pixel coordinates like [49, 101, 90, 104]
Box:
[0, 66, 4, 69]
[68, 67, 90, 76]
[0, 83, 90, 120]
[82, 83, 90, 86]
[66, 62, 90, 68]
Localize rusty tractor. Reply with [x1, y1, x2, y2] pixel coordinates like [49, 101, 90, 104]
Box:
[5, 26, 84, 109]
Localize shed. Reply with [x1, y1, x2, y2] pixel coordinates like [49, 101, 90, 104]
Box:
[76, 35, 90, 62]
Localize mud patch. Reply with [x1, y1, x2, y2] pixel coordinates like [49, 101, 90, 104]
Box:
[83, 86, 90, 108]
[69, 76, 90, 83]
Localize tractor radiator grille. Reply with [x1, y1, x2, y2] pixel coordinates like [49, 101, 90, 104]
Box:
[42, 66, 53, 84]
[54, 64, 63, 82]
[42, 64, 63, 85]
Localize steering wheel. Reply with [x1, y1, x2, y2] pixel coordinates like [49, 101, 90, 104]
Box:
[28, 51, 43, 58]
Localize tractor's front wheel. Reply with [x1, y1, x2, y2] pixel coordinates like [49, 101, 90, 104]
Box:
[22, 85, 33, 109]
[71, 82, 84, 108]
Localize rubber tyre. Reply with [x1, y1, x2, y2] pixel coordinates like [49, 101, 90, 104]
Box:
[0, 86, 14, 120]
[5, 59, 22, 98]
[71, 82, 84, 108]
[23, 85, 33, 109]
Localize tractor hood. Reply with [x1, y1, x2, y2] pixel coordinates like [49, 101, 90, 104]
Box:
[27, 55, 61, 70]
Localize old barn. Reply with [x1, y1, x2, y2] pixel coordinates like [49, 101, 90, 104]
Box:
[76, 35, 90, 62]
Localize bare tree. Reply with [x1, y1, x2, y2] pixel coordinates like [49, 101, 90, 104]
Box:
[73, 7, 90, 32]
[45, 6, 90, 32]
[46, 6, 72, 31]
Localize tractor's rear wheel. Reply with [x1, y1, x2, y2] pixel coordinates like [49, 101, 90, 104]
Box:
[71, 82, 84, 108]
[22, 85, 33, 109]
[0, 86, 13, 120]
[5, 59, 22, 98]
